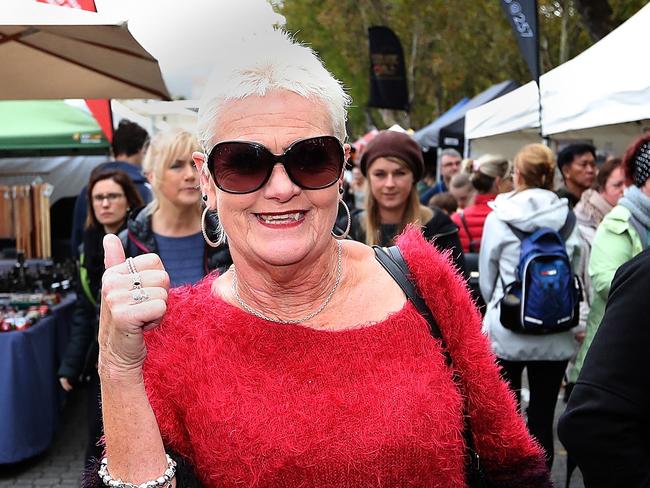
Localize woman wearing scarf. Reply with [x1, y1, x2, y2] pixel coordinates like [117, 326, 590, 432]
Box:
[573, 158, 625, 297]
[566, 158, 625, 385]
[574, 135, 650, 379]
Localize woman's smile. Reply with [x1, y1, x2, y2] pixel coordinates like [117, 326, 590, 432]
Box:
[253, 210, 308, 228]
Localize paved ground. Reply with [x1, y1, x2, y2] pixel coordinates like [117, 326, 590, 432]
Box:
[552, 394, 585, 488]
[0, 387, 86, 488]
[0, 384, 585, 487]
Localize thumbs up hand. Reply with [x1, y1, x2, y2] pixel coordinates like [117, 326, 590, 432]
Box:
[98, 234, 170, 377]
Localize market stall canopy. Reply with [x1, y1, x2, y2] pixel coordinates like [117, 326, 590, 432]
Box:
[438, 80, 518, 151]
[0, 100, 108, 151]
[541, 2, 650, 135]
[0, 0, 171, 100]
[111, 99, 200, 134]
[0, 155, 106, 205]
[413, 97, 469, 151]
[465, 3, 650, 150]
[413, 80, 518, 152]
[465, 81, 540, 140]
[352, 129, 379, 156]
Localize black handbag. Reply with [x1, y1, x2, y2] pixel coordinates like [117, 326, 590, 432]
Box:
[374, 245, 489, 488]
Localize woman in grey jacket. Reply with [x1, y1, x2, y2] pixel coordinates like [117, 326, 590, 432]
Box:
[479, 143, 581, 468]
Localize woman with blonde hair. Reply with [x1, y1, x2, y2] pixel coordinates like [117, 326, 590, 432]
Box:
[479, 143, 581, 468]
[349, 130, 465, 273]
[452, 154, 512, 253]
[120, 128, 231, 285]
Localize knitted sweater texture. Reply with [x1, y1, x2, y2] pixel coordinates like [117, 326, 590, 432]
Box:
[142, 229, 550, 487]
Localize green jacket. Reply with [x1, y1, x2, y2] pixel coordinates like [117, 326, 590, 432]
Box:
[572, 205, 644, 380]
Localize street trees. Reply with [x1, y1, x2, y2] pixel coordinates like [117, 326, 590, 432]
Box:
[276, 0, 647, 137]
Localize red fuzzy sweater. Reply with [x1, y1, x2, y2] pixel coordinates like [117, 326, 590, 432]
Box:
[451, 193, 496, 253]
[142, 229, 550, 487]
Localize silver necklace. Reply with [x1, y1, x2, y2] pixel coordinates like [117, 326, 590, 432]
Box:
[231, 240, 343, 324]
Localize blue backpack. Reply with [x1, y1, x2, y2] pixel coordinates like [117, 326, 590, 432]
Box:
[499, 212, 581, 334]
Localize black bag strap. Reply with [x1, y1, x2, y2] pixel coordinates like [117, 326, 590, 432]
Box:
[507, 210, 576, 242]
[373, 245, 486, 486]
[559, 210, 577, 241]
[373, 245, 452, 366]
[459, 212, 478, 253]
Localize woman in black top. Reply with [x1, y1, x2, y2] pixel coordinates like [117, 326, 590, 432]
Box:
[58, 169, 143, 468]
[348, 130, 465, 273]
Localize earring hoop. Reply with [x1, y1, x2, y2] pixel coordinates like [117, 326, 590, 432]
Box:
[331, 198, 351, 240]
[201, 206, 225, 248]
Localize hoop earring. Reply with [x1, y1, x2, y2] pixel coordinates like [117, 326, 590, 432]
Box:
[331, 198, 351, 240]
[201, 206, 225, 248]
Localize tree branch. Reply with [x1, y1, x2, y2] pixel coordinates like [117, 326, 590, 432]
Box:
[572, 0, 616, 41]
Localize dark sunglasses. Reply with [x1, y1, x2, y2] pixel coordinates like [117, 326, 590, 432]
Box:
[206, 135, 345, 194]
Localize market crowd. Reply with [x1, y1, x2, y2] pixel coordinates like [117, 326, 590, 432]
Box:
[56, 29, 650, 488]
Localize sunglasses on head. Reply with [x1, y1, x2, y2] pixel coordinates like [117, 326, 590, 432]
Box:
[206, 135, 345, 194]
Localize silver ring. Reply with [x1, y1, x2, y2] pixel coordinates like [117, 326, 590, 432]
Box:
[126, 257, 138, 275]
[131, 289, 150, 303]
[126, 257, 142, 289]
[130, 272, 142, 289]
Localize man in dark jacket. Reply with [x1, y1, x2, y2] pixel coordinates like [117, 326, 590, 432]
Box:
[558, 248, 650, 487]
[419, 148, 462, 204]
[70, 120, 151, 256]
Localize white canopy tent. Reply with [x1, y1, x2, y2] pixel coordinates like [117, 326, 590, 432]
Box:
[464, 81, 541, 157]
[466, 3, 650, 158]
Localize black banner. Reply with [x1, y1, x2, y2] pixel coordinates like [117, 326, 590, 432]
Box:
[501, 0, 540, 82]
[368, 26, 409, 111]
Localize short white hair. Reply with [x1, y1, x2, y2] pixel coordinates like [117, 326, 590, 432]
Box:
[197, 29, 351, 153]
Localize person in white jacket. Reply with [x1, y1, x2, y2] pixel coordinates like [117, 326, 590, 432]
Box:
[479, 143, 581, 468]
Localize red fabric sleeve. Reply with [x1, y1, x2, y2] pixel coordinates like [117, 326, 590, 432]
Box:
[397, 227, 551, 486]
[142, 284, 199, 460]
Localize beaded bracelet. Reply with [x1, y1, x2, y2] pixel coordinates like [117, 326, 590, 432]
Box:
[98, 453, 177, 488]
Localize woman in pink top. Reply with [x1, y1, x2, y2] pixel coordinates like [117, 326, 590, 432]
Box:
[453, 155, 513, 253]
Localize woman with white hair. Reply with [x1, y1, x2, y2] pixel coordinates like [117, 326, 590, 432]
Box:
[120, 129, 231, 285]
[88, 30, 551, 487]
